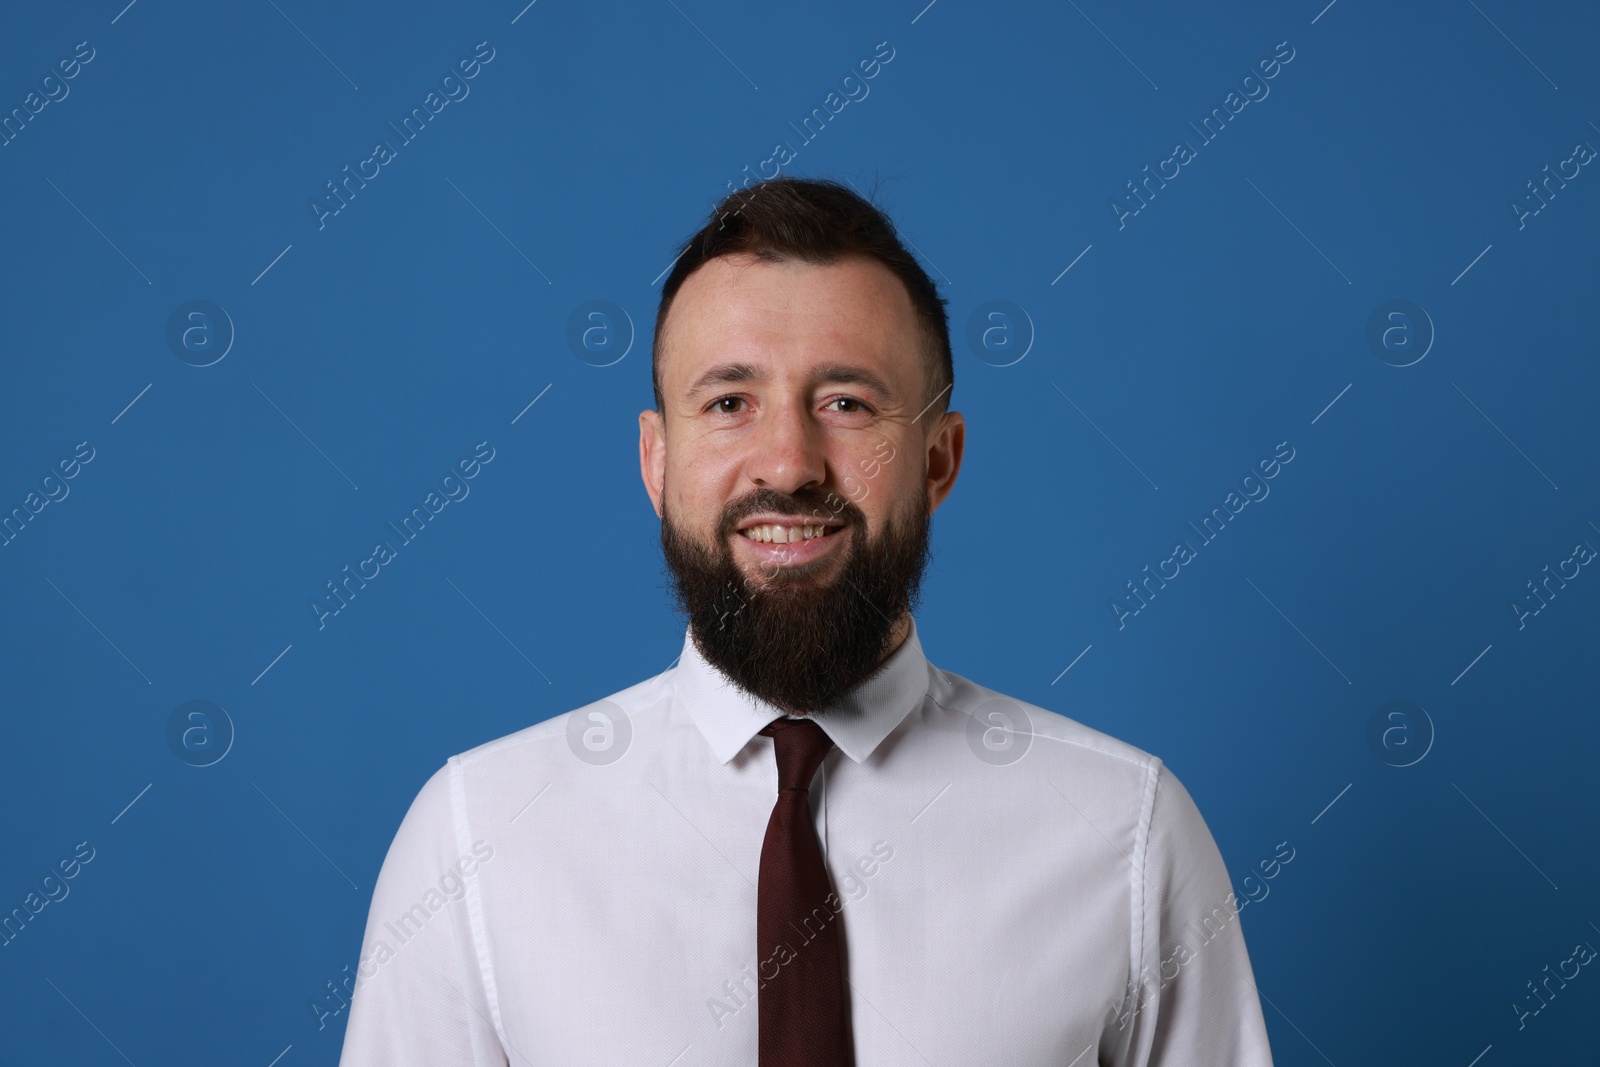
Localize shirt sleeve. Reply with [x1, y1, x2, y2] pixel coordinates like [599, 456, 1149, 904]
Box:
[1109, 759, 1276, 1065]
[338, 760, 507, 1067]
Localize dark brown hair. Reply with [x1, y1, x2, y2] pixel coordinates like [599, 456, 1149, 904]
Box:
[652, 177, 953, 426]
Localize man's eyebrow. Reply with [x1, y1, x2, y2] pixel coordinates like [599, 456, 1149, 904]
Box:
[684, 361, 900, 403]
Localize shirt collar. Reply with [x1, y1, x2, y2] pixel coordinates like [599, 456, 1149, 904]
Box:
[674, 617, 931, 766]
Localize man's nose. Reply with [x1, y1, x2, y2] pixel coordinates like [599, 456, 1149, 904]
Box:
[742, 403, 826, 495]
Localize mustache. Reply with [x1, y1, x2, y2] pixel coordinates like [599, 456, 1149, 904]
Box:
[720, 488, 866, 537]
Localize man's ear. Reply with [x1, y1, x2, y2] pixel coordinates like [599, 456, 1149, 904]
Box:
[639, 408, 667, 519]
[924, 409, 965, 516]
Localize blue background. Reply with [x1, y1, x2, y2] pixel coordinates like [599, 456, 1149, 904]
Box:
[2, 1, 1597, 1063]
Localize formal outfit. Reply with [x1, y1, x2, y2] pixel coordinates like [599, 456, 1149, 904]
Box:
[337, 616, 1275, 1065]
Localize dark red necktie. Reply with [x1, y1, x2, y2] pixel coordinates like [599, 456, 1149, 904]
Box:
[757, 717, 854, 1066]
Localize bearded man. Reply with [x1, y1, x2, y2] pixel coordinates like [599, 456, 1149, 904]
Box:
[338, 177, 1276, 1067]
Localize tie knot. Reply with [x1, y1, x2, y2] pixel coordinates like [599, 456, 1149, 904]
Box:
[758, 717, 836, 792]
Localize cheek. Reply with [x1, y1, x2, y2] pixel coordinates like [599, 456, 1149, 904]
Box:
[851, 469, 923, 535]
[667, 457, 743, 533]
[842, 437, 900, 493]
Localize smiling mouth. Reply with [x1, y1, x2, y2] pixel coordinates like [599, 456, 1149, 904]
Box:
[737, 522, 845, 544]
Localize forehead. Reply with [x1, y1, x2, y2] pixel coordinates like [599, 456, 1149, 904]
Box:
[658, 253, 920, 396]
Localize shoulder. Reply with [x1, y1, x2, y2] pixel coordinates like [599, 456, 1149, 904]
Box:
[926, 661, 1165, 787]
[441, 667, 674, 782]
[925, 665, 1234, 913]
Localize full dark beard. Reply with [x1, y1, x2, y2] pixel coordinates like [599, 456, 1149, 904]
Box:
[659, 483, 933, 717]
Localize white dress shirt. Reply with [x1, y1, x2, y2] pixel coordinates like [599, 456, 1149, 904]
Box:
[337, 616, 1275, 1065]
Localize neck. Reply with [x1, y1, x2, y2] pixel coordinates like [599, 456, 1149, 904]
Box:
[879, 612, 911, 666]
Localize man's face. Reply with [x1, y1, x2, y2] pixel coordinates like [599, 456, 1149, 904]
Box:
[639, 253, 964, 716]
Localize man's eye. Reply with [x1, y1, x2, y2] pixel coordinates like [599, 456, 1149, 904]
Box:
[707, 396, 870, 414]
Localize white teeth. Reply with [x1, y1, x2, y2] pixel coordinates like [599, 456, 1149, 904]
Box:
[743, 523, 831, 543]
